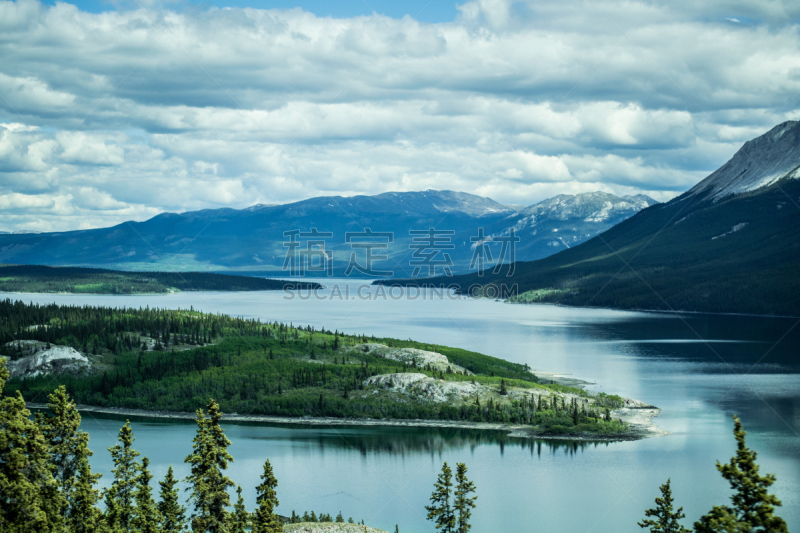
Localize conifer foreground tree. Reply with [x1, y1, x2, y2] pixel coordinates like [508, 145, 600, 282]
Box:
[37, 385, 85, 521]
[158, 466, 187, 533]
[694, 416, 788, 533]
[68, 433, 103, 533]
[638, 478, 690, 533]
[426, 462, 456, 533]
[252, 459, 282, 533]
[132, 457, 161, 533]
[231, 486, 249, 533]
[453, 463, 477, 533]
[0, 359, 65, 533]
[185, 399, 235, 533]
[105, 421, 141, 531]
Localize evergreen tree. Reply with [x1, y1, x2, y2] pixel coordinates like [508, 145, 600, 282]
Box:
[185, 399, 235, 533]
[0, 360, 65, 533]
[68, 433, 103, 533]
[336, 511, 344, 523]
[695, 416, 788, 533]
[426, 462, 455, 533]
[453, 463, 477, 533]
[36, 385, 85, 521]
[252, 459, 282, 533]
[105, 421, 141, 532]
[133, 457, 161, 533]
[638, 479, 690, 533]
[158, 466, 187, 533]
[231, 486, 248, 533]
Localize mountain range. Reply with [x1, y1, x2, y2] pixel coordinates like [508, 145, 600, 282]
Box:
[388, 121, 800, 316]
[0, 189, 655, 277]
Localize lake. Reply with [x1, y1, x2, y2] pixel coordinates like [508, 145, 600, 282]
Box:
[7, 281, 800, 533]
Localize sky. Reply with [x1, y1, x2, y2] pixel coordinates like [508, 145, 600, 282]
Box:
[1, 0, 799, 232]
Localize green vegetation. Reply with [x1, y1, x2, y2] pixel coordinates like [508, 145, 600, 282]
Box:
[638, 416, 788, 533]
[2, 299, 626, 436]
[426, 462, 477, 533]
[0, 264, 319, 294]
[507, 288, 570, 304]
[638, 479, 690, 533]
[1, 357, 788, 533]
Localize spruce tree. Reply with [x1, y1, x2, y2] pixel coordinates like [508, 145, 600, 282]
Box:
[36, 385, 85, 521]
[0, 360, 65, 533]
[426, 462, 455, 533]
[638, 479, 690, 533]
[68, 433, 103, 533]
[695, 416, 788, 533]
[453, 463, 477, 533]
[105, 421, 141, 531]
[158, 466, 187, 533]
[231, 486, 249, 533]
[185, 399, 235, 533]
[252, 459, 282, 533]
[133, 457, 161, 533]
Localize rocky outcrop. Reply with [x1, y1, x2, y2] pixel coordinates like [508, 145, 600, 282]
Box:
[4, 342, 90, 379]
[363, 372, 482, 403]
[284, 524, 388, 533]
[347, 344, 469, 374]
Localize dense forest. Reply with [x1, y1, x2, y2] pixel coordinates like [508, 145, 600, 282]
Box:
[1, 299, 625, 435]
[0, 265, 320, 294]
[0, 371, 787, 533]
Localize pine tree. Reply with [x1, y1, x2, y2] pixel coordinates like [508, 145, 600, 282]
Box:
[105, 421, 141, 531]
[185, 399, 235, 533]
[499, 380, 507, 395]
[638, 479, 690, 533]
[158, 466, 187, 533]
[36, 385, 85, 521]
[695, 416, 788, 533]
[453, 463, 477, 533]
[0, 360, 66, 533]
[231, 486, 249, 533]
[252, 459, 282, 533]
[426, 462, 455, 533]
[336, 512, 344, 523]
[133, 457, 161, 533]
[68, 433, 103, 533]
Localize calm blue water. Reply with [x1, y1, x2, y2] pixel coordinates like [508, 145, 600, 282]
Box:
[8, 283, 800, 533]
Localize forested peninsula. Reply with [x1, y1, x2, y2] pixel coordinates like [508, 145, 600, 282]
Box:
[1, 299, 658, 440]
[0, 264, 319, 294]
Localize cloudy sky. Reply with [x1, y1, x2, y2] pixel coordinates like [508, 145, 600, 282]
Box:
[1, 0, 799, 232]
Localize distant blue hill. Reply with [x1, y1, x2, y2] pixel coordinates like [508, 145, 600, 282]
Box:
[0, 189, 654, 278]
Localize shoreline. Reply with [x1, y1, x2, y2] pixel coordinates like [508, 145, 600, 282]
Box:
[27, 402, 668, 443]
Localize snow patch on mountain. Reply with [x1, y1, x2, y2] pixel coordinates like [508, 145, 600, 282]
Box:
[711, 223, 749, 240]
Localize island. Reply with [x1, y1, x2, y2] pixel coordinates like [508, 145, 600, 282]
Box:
[1, 299, 664, 441]
[0, 264, 320, 294]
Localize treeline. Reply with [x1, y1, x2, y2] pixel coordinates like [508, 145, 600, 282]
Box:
[2, 300, 625, 434]
[0, 264, 320, 294]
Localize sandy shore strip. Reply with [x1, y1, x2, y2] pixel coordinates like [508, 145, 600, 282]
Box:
[27, 401, 668, 442]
